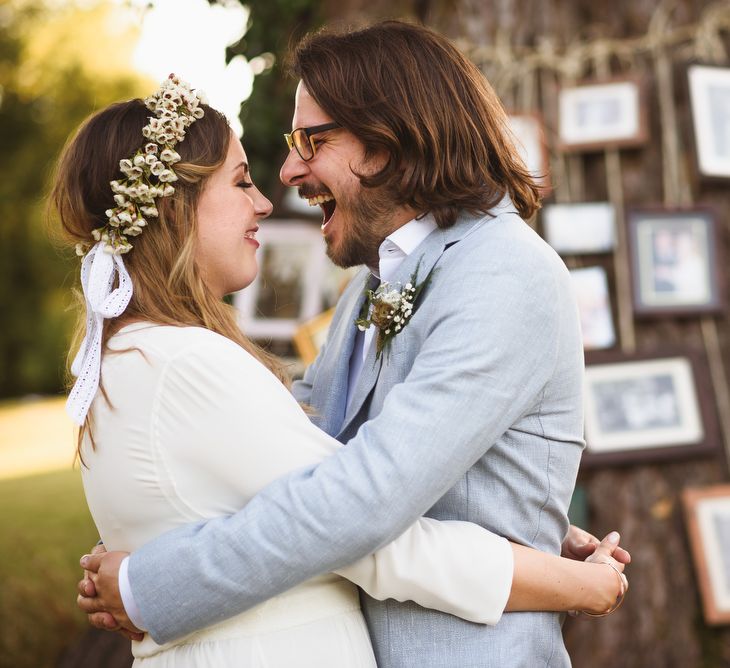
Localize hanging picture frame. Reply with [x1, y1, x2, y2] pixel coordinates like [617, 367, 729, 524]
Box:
[581, 349, 718, 467]
[627, 207, 723, 317]
[569, 267, 616, 351]
[683, 485, 730, 625]
[542, 202, 616, 255]
[688, 64, 730, 178]
[558, 77, 648, 152]
[233, 221, 329, 340]
[507, 113, 551, 194]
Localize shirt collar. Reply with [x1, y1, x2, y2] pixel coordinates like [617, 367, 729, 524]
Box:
[368, 214, 438, 279]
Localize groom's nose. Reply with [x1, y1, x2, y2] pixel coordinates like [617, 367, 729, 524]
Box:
[280, 146, 310, 187]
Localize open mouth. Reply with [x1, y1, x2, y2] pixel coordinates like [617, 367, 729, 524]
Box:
[306, 194, 337, 230]
[243, 226, 259, 245]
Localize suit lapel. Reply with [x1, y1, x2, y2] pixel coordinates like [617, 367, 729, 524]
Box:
[312, 269, 375, 436]
[337, 226, 448, 436]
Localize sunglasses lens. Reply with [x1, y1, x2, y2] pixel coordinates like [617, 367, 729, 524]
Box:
[292, 129, 314, 161]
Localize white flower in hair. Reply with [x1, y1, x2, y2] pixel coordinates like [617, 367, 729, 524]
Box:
[76, 74, 206, 255]
[150, 161, 165, 176]
[160, 148, 181, 164]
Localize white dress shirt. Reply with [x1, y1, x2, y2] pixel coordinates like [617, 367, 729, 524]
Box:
[118, 214, 439, 631]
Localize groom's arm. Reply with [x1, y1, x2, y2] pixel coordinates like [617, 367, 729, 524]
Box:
[94, 236, 573, 644]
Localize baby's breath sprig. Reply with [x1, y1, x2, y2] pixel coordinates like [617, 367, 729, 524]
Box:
[355, 258, 437, 360]
[75, 74, 206, 257]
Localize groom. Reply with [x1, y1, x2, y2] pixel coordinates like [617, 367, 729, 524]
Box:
[79, 21, 612, 666]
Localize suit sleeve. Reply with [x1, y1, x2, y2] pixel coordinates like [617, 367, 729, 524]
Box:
[129, 237, 565, 643]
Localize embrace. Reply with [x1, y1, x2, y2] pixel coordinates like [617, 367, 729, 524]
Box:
[54, 20, 629, 668]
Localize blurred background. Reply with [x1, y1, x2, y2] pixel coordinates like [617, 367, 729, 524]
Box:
[2, 0, 730, 666]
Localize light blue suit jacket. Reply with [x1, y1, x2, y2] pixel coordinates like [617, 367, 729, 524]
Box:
[128, 201, 585, 667]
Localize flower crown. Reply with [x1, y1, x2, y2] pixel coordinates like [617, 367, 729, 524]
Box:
[76, 74, 206, 257]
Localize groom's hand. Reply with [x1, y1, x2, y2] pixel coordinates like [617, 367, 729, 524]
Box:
[77, 550, 143, 641]
[562, 524, 631, 564]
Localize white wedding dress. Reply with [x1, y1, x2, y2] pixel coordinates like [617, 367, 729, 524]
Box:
[81, 323, 513, 667]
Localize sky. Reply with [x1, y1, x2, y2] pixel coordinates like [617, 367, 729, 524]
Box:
[117, 0, 254, 136]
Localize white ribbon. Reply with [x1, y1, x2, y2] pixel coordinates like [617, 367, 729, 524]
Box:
[66, 242, 133, 426]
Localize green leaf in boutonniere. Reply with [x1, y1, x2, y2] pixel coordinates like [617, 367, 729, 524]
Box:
[354, 257, 437, 360]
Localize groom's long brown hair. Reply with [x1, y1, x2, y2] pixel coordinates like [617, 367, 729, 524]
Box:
[289, 20, 540, 227]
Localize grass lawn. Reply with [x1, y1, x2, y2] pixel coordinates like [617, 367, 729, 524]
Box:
[0, 469, 99, 668]
[0, 425, 99, 667]
[0, 397, 77, 481]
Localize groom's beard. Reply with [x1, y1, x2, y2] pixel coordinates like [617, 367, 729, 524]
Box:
[327, 183, 396, 269]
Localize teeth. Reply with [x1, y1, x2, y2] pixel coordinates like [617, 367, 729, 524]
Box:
[306, 194, 335, 206]
[244, 231, 256, 239]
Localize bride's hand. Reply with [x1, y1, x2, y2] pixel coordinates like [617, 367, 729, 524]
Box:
[575, 531, 629, 616]
[76, 549, 144, 641]
[562, 524, 631, 564]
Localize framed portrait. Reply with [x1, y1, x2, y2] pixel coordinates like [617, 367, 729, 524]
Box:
[581, 350, 718, 467]
[293, 308, 335, 365]
[683, 485, 730, 625]
[628, 207, 722, 316]
[558, 78, 648, 152]
[233, 221, 329, 340]
[542, 202, 616, 254]
[507, 113, 551, 194]
[688, 64, 730, 178]
[569, 267, 615, 351]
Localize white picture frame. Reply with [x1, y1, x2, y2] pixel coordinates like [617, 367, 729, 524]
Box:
[688, 64, 730, 178]
[569, 267, 615, 351]
[584, 356, 704, 456]
[558, 78, 647, 152]
[233, 221, 329, 340]
[542, 202, 616, 254]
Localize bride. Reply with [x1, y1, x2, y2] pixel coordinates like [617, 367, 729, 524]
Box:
[53, 76, 627, 667]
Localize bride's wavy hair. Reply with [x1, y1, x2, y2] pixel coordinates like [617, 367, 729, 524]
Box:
[50, 99, 290, 459]
[290, 20, 541, 226]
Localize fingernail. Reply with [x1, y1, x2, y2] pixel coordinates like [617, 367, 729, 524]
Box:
[80, 555, 89, 567]
[608, 531, 620, 544]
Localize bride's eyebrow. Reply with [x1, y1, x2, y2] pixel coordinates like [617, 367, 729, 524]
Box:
[232, 161, 250, 175]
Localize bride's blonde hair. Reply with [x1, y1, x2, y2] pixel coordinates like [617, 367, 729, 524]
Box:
[50, 99, 289, 458]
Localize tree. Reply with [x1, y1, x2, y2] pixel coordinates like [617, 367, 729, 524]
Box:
[0, 0, 151, 398]
[211, 0, 323, 205]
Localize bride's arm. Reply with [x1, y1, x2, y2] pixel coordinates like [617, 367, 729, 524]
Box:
[335, 521, 626, 624]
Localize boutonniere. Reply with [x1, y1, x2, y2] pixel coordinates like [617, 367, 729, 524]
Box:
[354, 258, 437, 360]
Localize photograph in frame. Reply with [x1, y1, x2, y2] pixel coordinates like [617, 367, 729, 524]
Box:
[581, 350, 717, 467]
[507, 113, 551, 194]
[233, 221, 329, 340]
[558, 78, 648, 152]
[628, 208, 722, 316]
[683, 485, 730, 625]
[542, 202, 616, 254]
[688, 64, 730, 178]
[569, 267, 615, 351]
